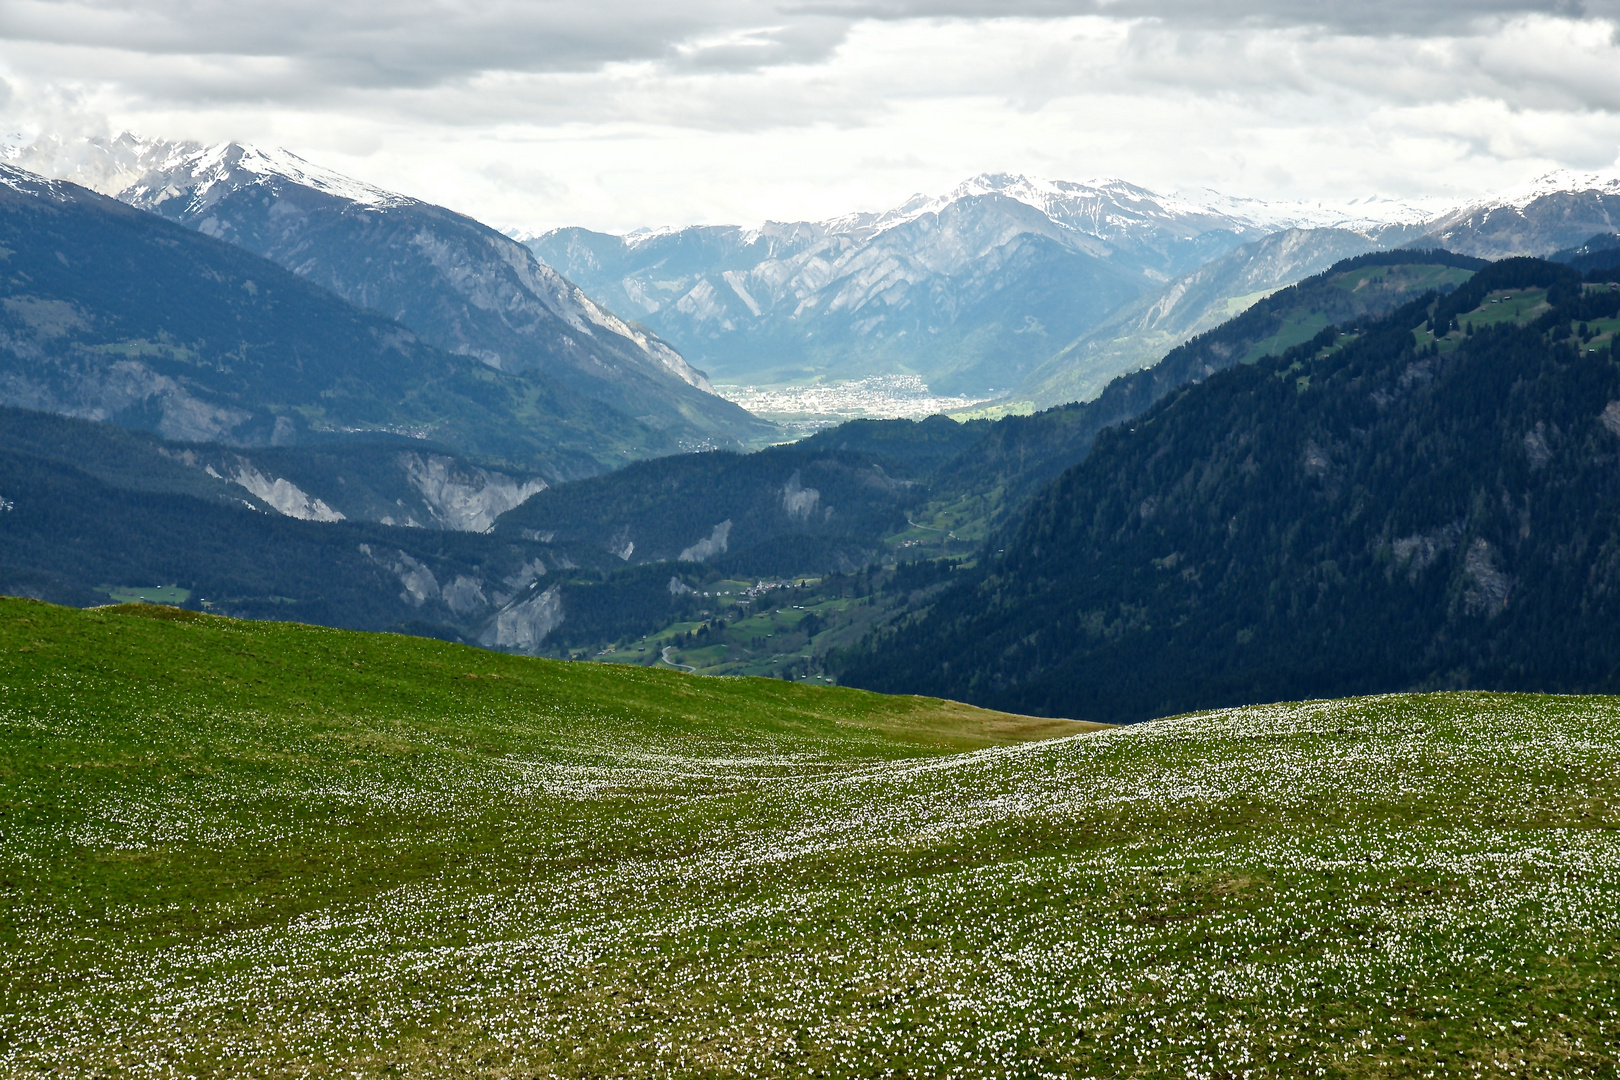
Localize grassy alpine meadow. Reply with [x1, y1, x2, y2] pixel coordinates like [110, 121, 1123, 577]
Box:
[2, 599, 1619, 1078]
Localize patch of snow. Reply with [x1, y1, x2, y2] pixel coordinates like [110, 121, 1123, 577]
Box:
[0, 162, 76, 202]
[1476, 169, 1620, 211]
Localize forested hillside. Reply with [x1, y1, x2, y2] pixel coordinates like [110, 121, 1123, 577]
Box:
[925, 251, 1487, 530]
[492, 414, 988, 573]
[0, 431, 601, 645]
[839, 258, 1620, 721]
[0, 408, 558, 531]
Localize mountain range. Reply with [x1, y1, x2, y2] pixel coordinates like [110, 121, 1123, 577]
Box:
[8, 135, 773, 453]
[530, 169, 1620, 412]
[8, 126, 1620, 712]
[0, 162, 674, 475]
[13, 132, 1620, 425]
[8, 151, 1620, 717]
[527, 175, 1432, 401]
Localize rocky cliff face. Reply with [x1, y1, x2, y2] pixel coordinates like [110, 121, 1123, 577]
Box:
[194, 445, 548, 532]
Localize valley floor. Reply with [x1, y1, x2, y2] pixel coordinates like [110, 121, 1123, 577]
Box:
[714, 375, 1003, 436]
[2, 600, 1618, 1077]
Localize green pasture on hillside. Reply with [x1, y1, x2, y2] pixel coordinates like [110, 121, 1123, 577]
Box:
[101, 584, 193, 606]
[3, 599, 1619, 1077]
[1231, 264, 1477, 368]
[1460, 289, 1551, 330]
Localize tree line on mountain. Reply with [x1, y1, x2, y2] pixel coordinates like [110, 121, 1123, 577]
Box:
[926, 250, 1490, 526]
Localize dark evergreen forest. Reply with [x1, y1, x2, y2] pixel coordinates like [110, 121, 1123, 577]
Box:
[838, 258, 1620, 721]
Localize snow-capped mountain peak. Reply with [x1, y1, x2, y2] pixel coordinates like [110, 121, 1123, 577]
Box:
[1422, 166, 1620, 260]
[1183, 190, 1446, 232]
[4, 133, 407, 211]
[842, 172, 1231, 243]
[138, 142, 409, 211]
[5, 131, 747, 437]
[1468, 168, 1620, 211]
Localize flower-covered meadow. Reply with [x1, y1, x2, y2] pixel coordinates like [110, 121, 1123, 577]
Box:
[1, 599, 1617, 1077]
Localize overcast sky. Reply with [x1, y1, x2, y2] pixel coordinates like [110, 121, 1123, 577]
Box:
[3, 1, 1620, 232]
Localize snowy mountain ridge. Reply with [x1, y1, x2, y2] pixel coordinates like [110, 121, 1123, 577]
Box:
[6, 134, 723, 401]
[12, 128, 1620, 424]
[520, 173, 1445, 256]
[1471, 168, 1620, 211]
[524, 167, 1617, 260]
[5, 133, 407, 211]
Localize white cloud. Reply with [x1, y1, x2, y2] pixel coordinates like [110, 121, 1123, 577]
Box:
[2, 4, 1620, 232]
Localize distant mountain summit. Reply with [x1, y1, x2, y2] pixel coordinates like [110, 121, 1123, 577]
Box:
[978, 168, 1620, 408]
[16, 132, 1620, 419]
[7, 134, 772, 452]
[9, 133, 410, 212]
[1419, 169, 1620, 260]
[528, 173, 1439, 399]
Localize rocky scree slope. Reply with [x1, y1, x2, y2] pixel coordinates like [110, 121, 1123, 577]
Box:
[0, 406, 640, 652]
[0, 436, 597, 649]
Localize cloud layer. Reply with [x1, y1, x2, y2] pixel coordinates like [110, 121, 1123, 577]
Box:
[2, 2, 1620, 232]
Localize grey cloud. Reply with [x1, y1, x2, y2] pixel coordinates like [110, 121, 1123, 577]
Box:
[796, 0, 1617, 36]
[0, 1, 858, 89]
[5, 0, 1619, 102]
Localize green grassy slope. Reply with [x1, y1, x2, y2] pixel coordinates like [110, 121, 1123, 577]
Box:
[4, 600, 1620, 1077]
